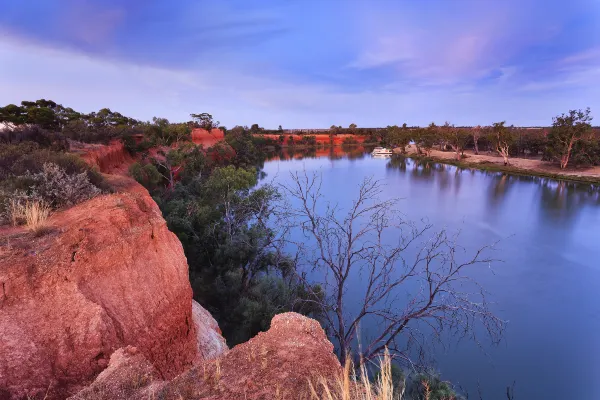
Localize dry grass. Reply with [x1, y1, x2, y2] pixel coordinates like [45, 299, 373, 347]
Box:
[6, 199, 51, 233]
[24, 200, 51, 234]
[8, 198, 25, 226]
[309, 349, 402, 400]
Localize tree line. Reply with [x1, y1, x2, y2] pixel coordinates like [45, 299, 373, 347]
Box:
[382, 108, 596, 169]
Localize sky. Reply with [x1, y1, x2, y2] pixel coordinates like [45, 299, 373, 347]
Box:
[1, 0, 599, 128]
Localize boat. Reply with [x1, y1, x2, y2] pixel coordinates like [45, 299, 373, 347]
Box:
[371, 147, 393, 156]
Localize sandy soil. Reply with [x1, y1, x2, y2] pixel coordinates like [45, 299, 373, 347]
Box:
[399, 146, 600, 180]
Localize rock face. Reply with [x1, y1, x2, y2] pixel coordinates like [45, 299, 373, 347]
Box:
[191, 128, 224, 147]
[70, 313, 343, 400]
[192, 300, 228, 362]
[74, 140, 134, 174]
[0, 185, 225, 399]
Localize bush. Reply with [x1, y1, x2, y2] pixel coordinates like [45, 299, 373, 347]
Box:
[0, 161, 103, 225]
[26, 162, 102, 208]
[0, 143, 107, 190]
[129, 162, 162, 190]
[0, 124, 68, 151]
[342, 136, 359, 146]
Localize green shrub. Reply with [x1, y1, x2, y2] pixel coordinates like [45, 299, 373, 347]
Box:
[27, 163, 102, 208]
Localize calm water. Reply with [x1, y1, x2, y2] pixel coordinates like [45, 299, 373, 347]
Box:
[262, 149, 600, 400]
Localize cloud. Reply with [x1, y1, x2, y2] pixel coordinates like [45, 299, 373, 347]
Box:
[1, 0, 599, 127]
[2, 36, 598, 129]
[0, 0, 289, 68]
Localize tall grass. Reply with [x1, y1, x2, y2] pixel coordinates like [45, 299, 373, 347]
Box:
[309, 348, 402, 400]
[24, 200, 50, 234]
[8, 198, 25, 226]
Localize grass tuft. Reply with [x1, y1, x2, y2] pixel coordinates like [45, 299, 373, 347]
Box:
[309, 348, 401, 400]
[24, 200, 51, 234]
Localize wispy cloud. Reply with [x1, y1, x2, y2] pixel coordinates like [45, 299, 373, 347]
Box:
[0, 0, 599, 126]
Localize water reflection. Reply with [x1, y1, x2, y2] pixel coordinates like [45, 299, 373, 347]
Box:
[266, 145, 371, 162]
[386, 156, 600, 225]
[261, 153, 600, 399]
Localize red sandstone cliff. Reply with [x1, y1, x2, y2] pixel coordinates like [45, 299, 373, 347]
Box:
[69, 313, 343, 400]
[191, 128, 224, 147]
[0, 180, 226, 399]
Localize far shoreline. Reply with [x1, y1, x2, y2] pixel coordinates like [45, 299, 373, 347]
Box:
[392, 147, 600, 185]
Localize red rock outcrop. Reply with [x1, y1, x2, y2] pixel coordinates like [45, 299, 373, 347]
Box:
[70, 313, 343, 400]
[71, 140, 134, 174]
[0, 182, 225, 399]
[191, 128, 224, 147]
[259, 133, 370, 146]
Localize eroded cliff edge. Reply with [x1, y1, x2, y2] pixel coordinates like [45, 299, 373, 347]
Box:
[0, 178, 227, 399]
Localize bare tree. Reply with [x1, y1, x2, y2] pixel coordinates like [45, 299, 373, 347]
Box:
[281, 171, 505, 366]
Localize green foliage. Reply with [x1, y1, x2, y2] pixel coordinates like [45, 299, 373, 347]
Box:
[129, 162, 162, 190]
[342, 136, 359, 146]
[0, 143, 106, 190]
[407, 372, 460, 400]
[190, 112, 219, 131]
[1, 99, 140, 144]
[129, 138, 321, 345]
[413, 124, 438, 155]
[544, 108, 594, 168]
[300, 135, 317, 147]
[143, 117, 191, 146]
[385, 124, 410, 152]
[0, 143, 106, 222]
[24, 163, 102, 208]
[0, 124, 68, 151]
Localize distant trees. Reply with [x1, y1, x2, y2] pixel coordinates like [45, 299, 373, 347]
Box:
[385, 124, 410, 153]
[145, 117, 191, 146]
[190, 112, 219, 131]
[441, 123, 470, 160]
[0, 99, 140, 142]
[487, 122, 515, 165]
[472, 125, 482, 154]
[544, 108, 593, 169]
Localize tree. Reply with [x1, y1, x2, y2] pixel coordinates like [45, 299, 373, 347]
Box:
[488, 122, 515, 165]
[544, 108, 593, 169]
[349, 123, 358, 134]
[472, 125, 482, 155]
[413, 124, 437, 156]
[190, 112, 219, 131]
[441, 123, 470, 160]
[152, 147, 189, 189]
[385, 124, 410, 154]
[281, 172, 504, 366]
[278, 125, 284, 133]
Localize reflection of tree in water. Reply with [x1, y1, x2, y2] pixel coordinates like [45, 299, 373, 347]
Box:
[487, 173, 512, 209]
[483, 172, 600, 227]
[386, 157, 463, 193]
[538, 179, 600, 225]
[386, 156, 407, 172]
[267, 146, 371, 162]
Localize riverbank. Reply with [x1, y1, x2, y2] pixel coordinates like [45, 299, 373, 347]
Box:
[395, 147, 600, 185]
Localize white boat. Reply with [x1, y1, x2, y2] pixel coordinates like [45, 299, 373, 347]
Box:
[371, 147, 393, 156]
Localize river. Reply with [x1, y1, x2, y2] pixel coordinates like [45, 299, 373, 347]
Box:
[261, 148, 600, 399]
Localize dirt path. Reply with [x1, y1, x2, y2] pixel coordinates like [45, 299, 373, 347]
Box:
[398, 146, 600, 182]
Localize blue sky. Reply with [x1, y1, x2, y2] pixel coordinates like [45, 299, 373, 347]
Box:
[1, 0, 599, 127]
